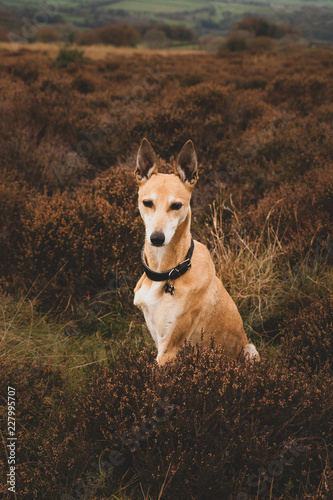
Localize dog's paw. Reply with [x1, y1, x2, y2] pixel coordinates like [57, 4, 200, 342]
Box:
[243, 343, 260, 363]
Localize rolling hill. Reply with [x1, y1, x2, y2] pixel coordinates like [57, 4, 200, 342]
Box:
[1, 0, 333, 42]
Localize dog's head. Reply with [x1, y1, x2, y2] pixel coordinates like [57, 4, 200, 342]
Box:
[135, 138, 198, 247]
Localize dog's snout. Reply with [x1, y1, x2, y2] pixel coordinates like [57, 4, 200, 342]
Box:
[150, 232, 165, 247]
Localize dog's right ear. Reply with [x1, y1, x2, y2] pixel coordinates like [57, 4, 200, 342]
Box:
[135, 138, 158, 184]
[177, 140, 198, 188]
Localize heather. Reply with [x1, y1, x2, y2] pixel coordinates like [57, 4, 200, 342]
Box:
[0, 44, 332, 499]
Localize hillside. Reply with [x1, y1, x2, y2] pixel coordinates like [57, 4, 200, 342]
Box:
[1, 0, 333, 42]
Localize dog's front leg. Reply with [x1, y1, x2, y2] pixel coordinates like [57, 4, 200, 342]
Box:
[157, 349, 179, 366]
[156, 311, 196, 366]
[134, 273, 145, 294]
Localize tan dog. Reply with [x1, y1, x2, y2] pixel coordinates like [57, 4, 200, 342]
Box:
[134, 138, 260, 366]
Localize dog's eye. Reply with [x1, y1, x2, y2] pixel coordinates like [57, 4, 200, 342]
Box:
[143, 200, 153, 208]
[170, 202, 183, 210]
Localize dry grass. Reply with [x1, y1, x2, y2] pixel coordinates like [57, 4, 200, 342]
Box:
[207, 197, 333, 338]
[0, 293, 103, 371]
[0, 286, 154, 390]
[0, 42, 202, 59]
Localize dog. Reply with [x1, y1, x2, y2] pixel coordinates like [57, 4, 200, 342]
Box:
[134, 138, 260, 366]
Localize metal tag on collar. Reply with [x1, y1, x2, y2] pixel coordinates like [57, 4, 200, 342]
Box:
[165, 280, 175, 295]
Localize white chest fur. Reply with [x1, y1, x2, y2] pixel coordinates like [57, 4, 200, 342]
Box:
[134, 279, 181, 360]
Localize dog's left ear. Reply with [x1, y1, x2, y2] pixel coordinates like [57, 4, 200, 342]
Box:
[177, 140, 198, 188]
[135, 138, 158, 184]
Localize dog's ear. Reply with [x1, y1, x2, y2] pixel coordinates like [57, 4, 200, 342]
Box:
[177, 140, 198, 187]
[135, 138, 158, 183]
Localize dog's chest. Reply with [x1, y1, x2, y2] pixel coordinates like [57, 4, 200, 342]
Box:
[134, 280, 181, 345]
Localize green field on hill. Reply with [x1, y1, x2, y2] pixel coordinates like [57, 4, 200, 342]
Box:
[1, 0, 333, 45]
[2, 0, 333, 27]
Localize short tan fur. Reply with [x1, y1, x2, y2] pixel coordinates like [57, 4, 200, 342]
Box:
[134, 138, 260, 365]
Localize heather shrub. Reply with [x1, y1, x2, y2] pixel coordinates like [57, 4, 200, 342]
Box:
[36, 27, 61, 43]
[234, 112, 333, 199]
[248, 35, 274, 52]
[53, 48, 84, 69]
[0, 177, 32, 282]
[235, 76, 267, 90]
[1, 341, 331, 499]
[224, 34, 248, 51]
[1, 42, 333, 500]
[77, 24, 140, 47]
[142, 84, 265, 159]
[0, 27, 8, 41]
[0, 45, 332, 312]
[0, 358, 80, 498]
[282, 296, 333, 373]
[267, 75, 333, 112]
[232, 17, 300, 39]
[246, 166, 333, 252]
[258, 116, 331, 178]
[9, 64, 39, 84]
[71, 76, 95, 94]
[7, 168, 142, 301]
[175, 82, 229, 114]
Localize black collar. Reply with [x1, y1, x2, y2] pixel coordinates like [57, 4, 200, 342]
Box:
[141, 238, 194, 282]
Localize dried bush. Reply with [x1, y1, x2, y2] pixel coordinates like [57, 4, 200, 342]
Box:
[0, 358, 79, 498]
[53, 48, 84, 69]
[71, 76, 95, 94]
[282, 296, 333, 373]
[267, 75, 333, 112]
[1, 337, 332, 499]
[4, 168, 142, 303]
[77, 24, 140, 47]
[1, 41, 333, 500]
[0, 177, 32, 283]
[141, 84, 264, 160]
[232, 17, 300, 39]
[36, 27, 61, 43]
[224, 34, 248, 52]
[1, 45, 333, 310]
[246, 166, 333, 253]
[0, 27, 8, 41]
[248, 35, 274, 52]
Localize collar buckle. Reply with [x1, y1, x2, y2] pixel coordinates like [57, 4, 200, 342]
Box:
[168, 267, 180, 281]
[168, 258, 191, 281]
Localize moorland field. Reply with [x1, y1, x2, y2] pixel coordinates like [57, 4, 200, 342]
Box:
[0, 42, 333, 499]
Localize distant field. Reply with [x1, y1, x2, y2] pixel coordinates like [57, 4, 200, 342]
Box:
[3, 0, 333, 4]
[4, 0, 333, 6]
[106, 0, 208, 12]
[1, 0, 333, 41]
[2, 0, 333, 22]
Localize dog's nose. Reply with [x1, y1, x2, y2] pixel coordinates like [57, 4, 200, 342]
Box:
[150, 232, 165, 247]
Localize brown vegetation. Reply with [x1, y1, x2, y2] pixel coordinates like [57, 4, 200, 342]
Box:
[0, 327, 332, 498]
[0, 43, 332, 499]
[76, 24, 141, 47]
[232, 17, 301, 39]
[36, 27, 61, 43]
